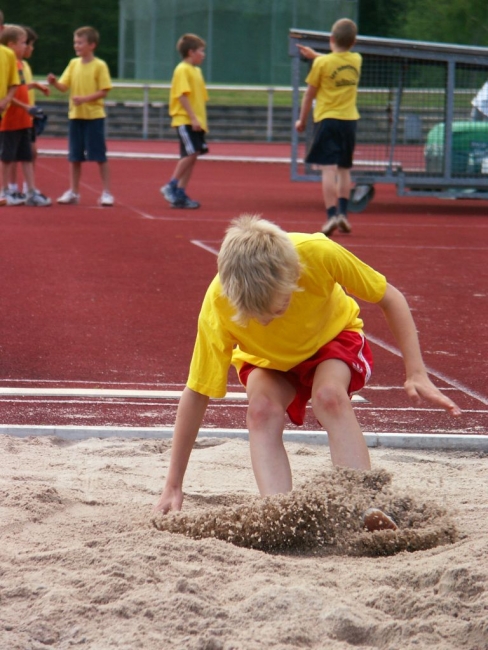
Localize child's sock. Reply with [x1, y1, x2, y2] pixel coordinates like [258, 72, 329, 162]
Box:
[326, 206, 337, 220]
[338, 197, 348, 216]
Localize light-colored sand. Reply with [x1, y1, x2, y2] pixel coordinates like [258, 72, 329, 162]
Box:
[1, 434, 487, 650]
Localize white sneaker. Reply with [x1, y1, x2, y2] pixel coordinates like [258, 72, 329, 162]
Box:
[99, 191, 114, 207]
[321, 216, 339, 237]
[337, 214, 352, 234]
[57, 189, 80, 205]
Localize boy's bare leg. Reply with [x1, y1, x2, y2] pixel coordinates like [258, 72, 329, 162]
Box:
[70, 162, 82, 194]
[336, 167, 351, 203]
[98, 161, 111, 193]
[311, 358, 371, 470]
[245, 368, 296, 496]
[21, 162, 35, 192]
[172, 153, 197, 190]
[321, 165, 338, 209]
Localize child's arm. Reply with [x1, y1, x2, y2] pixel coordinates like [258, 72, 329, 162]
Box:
[154, 387, 210, 513]
[47, 73, 68, 93]
[72, 88, 109, 106]
[179, 93, 203, 131]
[0, 85, 18, 112]
[297, 44, 320, 60]
[295, 84, 317, 132]
[27, 81, 50, 96]
[378, 283, 461, 415]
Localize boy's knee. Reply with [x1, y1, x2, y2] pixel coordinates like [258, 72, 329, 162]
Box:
[312, 383, 350, 415]
[247, 394, 284, 428]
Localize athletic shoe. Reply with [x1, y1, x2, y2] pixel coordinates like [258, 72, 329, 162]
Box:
[337, 214, 352, 233]
[171, 194, 200, 209]
[160, 183, 177, 204]
[5, 190, 27, 206]
[362, 508, 398, 532]
[26, 191, 52, 207]
[98, 191, 114, 207]
[57, 189, 80, 204]
[321, 216, 338, 236]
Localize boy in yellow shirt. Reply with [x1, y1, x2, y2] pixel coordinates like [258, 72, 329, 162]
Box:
[154, 216, 461, 514]
[161, 33, 208, 209]
[48, 26, 114, 207]
[296, 18, 361, 236]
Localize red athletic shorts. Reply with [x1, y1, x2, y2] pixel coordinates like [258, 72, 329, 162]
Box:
[238, 331, 373, 426]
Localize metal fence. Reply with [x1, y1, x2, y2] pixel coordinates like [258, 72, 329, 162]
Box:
[289, 30, 488, 206]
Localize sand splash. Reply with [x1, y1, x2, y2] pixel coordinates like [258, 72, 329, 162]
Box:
[152, 468, 457, 556]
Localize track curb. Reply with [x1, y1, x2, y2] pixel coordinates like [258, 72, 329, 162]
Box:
[1, 425, 486, 451]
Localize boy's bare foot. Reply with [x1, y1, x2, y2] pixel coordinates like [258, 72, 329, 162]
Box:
[362, 507, 398, 532]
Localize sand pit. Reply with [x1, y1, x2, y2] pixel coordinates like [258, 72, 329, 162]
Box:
[1, 434, 487, 649]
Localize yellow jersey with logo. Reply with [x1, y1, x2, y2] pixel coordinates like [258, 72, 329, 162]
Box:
[306, 51, 362, 121]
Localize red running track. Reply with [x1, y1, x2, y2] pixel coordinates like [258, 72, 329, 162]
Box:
[0, 143, 487, 434]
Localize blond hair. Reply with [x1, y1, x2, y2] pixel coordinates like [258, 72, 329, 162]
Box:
[331, 18, 357, 50]
[218, 215, 302, 325]
[74, 26, 100, 46]
[0, 24, 26, 46]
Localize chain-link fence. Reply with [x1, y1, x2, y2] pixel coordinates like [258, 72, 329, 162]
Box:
[118, 0, 357, 84]
[290, 29, 488, 206]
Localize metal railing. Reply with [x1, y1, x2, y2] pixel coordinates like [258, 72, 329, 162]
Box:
[110, 82, 296, 141]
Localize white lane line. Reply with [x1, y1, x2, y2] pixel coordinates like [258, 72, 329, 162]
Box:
[367, 333, 488, 406]
[191, 240, 220, 255]
[0, 387, 366, 402]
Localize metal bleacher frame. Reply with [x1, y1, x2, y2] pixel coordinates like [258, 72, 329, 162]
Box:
[289, 29, 488, 205]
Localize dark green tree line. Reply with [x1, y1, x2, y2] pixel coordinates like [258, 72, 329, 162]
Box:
[0, 0, 118, 77]
[1, 1, 487, 81]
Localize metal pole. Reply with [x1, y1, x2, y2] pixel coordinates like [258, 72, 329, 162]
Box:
[118, 0, 126, 78]
[444, 59, 455, 181]
[143, 84, 149, 139]
[267, 88, 274, 142]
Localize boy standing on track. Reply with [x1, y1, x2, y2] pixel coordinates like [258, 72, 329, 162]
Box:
[295, 18, 361, 237]
[0, 24, 51, 206]
[154, 216, 461, 514]
[161, 33, 208, 209]
[47, 26, 114, 207]
[8, 26, 50, 201]
[0, 10, 20, 206]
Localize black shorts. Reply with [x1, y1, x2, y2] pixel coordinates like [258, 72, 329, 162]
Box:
[176, 124, 209, 158]
[305, 118, 357, 169]
[0, 128, 33, 163]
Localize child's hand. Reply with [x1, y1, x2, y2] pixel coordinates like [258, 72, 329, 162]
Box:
[38, 84, 50, 96]
[191, 118, 202, 131]
[153, 485, 184, 514]
[72, 96, 84, 106]
[47, 73, 56, 85]
[295, 119, 306, 132]
[297, 44, 318, 60]
[404, 373, 462, 416]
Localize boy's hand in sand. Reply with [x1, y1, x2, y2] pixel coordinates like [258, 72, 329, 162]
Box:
[404, 373, 461, 416]
[153, 485, 183, 514]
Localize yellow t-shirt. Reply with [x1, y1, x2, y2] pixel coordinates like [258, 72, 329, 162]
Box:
[187, 233, 387, 398]
[59, 57, 112, 119]
[0, 45, 20, 116]
[169, 61, 208, 132]
[306, 51, 362, 121]
[23, 60, 35, 106]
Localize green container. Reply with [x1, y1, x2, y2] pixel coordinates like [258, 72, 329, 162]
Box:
[425, 121, 488, 174]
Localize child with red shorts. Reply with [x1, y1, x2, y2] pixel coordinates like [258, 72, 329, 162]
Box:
[155, 216, 461, 515]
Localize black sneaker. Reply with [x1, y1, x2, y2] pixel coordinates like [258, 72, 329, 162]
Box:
[171, 192, 200, 209]
[160, 183, 177, 204]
